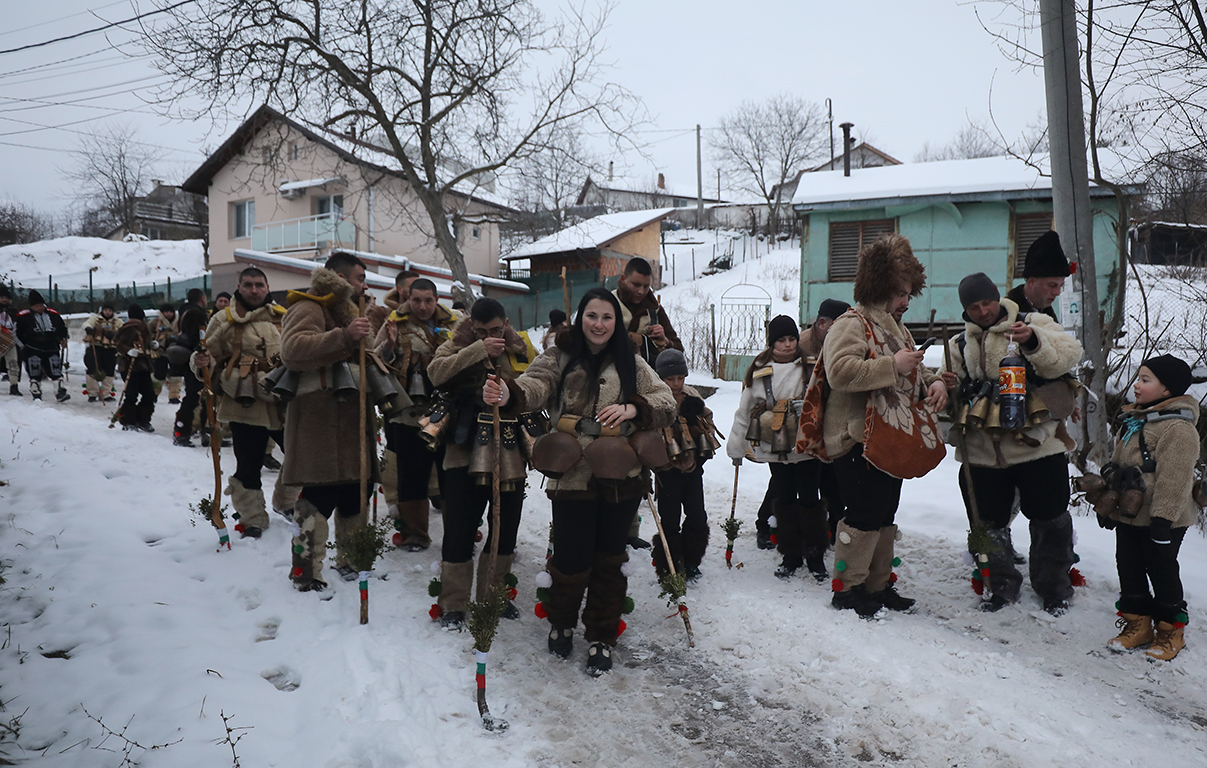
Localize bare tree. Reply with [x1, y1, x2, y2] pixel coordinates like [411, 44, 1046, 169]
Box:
[914, 121, 1002, 162]
[144, 0, 640, 298]
[508, 122, 598, 240]
[1140, 149, 1207, 225]
[0, 200, 59, 246]
[711, 94, 827, 238]
[62, 124, 162, 238]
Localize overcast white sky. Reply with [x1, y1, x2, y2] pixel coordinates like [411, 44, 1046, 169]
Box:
[0, 0, 1047, 216]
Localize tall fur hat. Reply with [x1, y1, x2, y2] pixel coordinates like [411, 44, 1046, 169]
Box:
[852, 234, 926, 307]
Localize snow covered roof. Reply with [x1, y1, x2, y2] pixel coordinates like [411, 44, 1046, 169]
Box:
[791, 152, 1141, 211]
[278, 177, 345, 193]
[504, 209, 674, 260]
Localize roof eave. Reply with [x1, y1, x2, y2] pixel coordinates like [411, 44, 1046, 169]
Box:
[793, 185, 1138, 213]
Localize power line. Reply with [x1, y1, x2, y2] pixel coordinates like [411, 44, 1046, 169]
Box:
[0, 114, 200, 156]
[0, 47, 120, 78]
[0, 53, 154, 87]
[0, 0, 197, 56]
[0, 1, 131, 39]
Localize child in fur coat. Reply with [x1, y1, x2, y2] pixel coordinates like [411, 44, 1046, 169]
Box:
[1094, 355, 1199, 661]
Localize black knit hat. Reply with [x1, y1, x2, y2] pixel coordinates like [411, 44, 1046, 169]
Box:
[1141, 354, 1193, 398]
[958, 272, 1000, 309]
[549, 309, 566, 326]
[127, 304, 145, 321]
[1023, 231, 1071, 278]
[101, 302, 115, 312]
[27, 289, 45, 306]
[767, 315, 799, 344]
[817, 298, 851, 321]
[655, 348, 689, 379]
[0, 284, 10, 299]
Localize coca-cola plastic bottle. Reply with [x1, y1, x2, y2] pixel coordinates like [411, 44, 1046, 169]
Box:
[998, 338, 1026, 430]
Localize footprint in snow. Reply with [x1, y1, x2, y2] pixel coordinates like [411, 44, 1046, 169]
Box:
[255, 618, 280, 642]
[261, 666, 301, 692]
[239, 589, 262, 611]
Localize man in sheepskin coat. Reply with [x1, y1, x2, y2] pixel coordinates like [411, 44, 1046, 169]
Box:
[821, 234, 948, 617]
[941, 271, 1083, 615]
[280, 252, 381, 591]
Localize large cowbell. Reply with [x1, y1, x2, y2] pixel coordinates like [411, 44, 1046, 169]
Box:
[330, 362, 358, 403]
[234, 370, 259, 407]
[270, 367, 301, 402]
[365, 360, 401, 414]
[469, 414, 528, 486]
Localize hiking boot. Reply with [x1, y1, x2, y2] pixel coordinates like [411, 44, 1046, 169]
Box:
[169, 397, 180, 404]
[8, 384, 19, 396]
[136, 422, 155, 433]
[55, 387, 70, 402]
[586, 642, 613, 676]
[979, 594, 1009, 613]
[502, 602, 521, 621]
[262, 454, 282, 471]
[548, 627, 574, 658]
[756, 530, 776, 550]
[1108, 613, 1153, 652]
[88, 396, 98, 403]
[627, 536, 651, 550]
[440, 611, 466, 630]
[102, 395, 115, 403]
[173, 433, 195, 447]
[122, 424, 137, 431]
[774, 562, 799, 580]
[240, 526, 262, 540]
[685, 566, 702, 583]
[832, 584, 881, 618]
[806, 556, 828, 583]
[1043, 598, 1070, 617]
[872, 585, 916, 612]
[1145, 621, 1185, 661]
[335, 564, 357, 582]
[295, 578, 327, 593]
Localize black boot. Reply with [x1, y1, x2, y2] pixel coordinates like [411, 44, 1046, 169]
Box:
[831, 584, 882, 618]
[1030, 513, 1075, 611]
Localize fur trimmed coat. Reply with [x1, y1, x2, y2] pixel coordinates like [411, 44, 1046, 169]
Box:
[374, 300, 462, 426]
[940, 298, 1083, 468]
[113, 319, 152, 375]
[427, 321, 536, 469]
[279, 267, 380, 488]
[508, 336, 676, 499]
[1106, 395, 1201, 529]
[727, 353, 811, 464]
[613, 287, 683, 364]
[194, 300, 286, 429]
[821, 304, 942, 460]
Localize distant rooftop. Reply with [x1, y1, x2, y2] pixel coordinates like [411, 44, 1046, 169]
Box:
[504, 208, 673, 260]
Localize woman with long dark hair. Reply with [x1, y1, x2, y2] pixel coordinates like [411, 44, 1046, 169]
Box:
[484, 287, 675, 675]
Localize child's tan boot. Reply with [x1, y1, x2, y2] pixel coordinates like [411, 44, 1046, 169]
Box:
[1107, 613, 1153, 651]
[1144, 621, 1185, 661]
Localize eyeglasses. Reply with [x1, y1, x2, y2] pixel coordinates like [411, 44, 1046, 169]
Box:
[473, 326, 506, 340]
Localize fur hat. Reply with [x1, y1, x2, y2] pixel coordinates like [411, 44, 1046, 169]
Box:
[1141, 354, 1193, 398]
[958, 273, 1000, 309]
[27, 289, 46, 306]
[655, 348, 689, 379]
[127, 304, 146, 321]
[767, 315, 799, 344]
[853, 234, 926, 307]
[817, 298, 851, 321]
[549, 309, 566, 326]
[1022, 231, 1071, 278]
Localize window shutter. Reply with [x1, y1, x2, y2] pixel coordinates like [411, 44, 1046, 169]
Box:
[1012, 214, 1053, 279]
[828, 219, 896, 281]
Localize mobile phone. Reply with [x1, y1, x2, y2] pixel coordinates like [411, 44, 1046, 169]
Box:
[917, 337, 937, 352]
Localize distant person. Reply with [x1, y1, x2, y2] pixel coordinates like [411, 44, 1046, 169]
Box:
[543, 308, 568, 349]
[384, 269, 420, 311]
[1006, 231, 1070, 320]
[112, 305, 155, 432]
[82, 303, 122, 402]
[15, 290, 70, 402]
[171, 288, 210, 446]
[0, 285, 22, 395]
[212, 292, 232, 315]
[379, 269, 420, 514]
[147, 304, 182, 403]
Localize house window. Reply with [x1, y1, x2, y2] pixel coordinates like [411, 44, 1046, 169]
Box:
[144, 227, 165, 240]
[828, 219, 896, 281]
[316, 194, 344, 217]
[1011, 213, 1054, 280]
[232, 200, 255, 239]
[471, 225, 481, 240]
[290, 143, 300, 161]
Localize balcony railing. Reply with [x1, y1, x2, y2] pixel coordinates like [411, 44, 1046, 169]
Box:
[251, 212, 356, 253]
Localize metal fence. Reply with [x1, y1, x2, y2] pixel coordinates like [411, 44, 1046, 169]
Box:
[3, 274, 213, 315]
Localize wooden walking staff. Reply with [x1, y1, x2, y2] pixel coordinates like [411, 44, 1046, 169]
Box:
[559, 266, 571, 318]
[943, 325, 991, 603]
[722, 463, 742, 568]
[645, 492, 695, 647]
[201, 350, 229, 550]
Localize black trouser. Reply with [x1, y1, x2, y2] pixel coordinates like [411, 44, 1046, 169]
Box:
[84, 346, 117, 378]
[441, 466, 524, 562]
[957, 453, 1070, 529]
[819, 462, 845, 537]
[151, 356, 169, 382]
[387, 422, 446, 502]
[654, 468, 707, 540]
[832, 444, 902, 531]
[1117, 523, 1188, 624]
[300, 482, 368, 519]
[118, 370, 156, 425]
[551, 495, 640, 575]
[174, 370, 204, 436]
[229, 421, 284, 491]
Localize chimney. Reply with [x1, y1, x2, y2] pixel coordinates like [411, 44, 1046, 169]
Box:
[657, 172, 665, 190]
[840, 123, 854, 177]
[608, 161, 613, 182]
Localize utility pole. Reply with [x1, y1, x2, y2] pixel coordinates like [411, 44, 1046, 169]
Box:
[1040, 0, 1107, 465]
[696, 124, 704, 226]
[826, 98, 834, 170]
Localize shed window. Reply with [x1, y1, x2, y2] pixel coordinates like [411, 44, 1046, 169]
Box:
[828, 219, 896, 281]
[1011, 213, 1054, 280]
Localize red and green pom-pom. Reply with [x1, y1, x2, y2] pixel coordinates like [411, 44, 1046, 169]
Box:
[429, 604, 442, 621]
[507, 587, 518, 601]
[889, 572, 898, 584]
[291, 566, 303, 579]
[623, 596, 635, 615]
[891, 556, 901, 567]
[536, 586, 550, 603]
[292, 544, 304, 555]
[234, 523, 245, 534]
[428, 578, 442, 597]
[1175, 611, 1189, 628]
[835, 560, 847, 572]
[534, 602, 549, 619]
[505, 573, 519, 588]
[1073, 552, 1081, 564]
[392, 532, 404, 548]
[831, 578, 844, 592]
[971, 576, 984, 595]
[617, 619, 626, 637]
[1069, 567, 1086, 587]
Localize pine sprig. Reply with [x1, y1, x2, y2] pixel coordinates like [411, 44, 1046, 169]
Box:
[721, 517, 742, 540]
[189, 496, 227, 529]
[328, 521, 392, 572]
[967, 524, 997, 557]
[658, 572, 687, 605]
[468, 583, 509, 653]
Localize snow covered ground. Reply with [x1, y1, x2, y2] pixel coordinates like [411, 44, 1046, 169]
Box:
[2, 242, 1206, 767]
[0, 236, 207, 289]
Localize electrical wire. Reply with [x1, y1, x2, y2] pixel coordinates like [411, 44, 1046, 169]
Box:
[0, 0, 197, 56]
[0, 1, 131, 39]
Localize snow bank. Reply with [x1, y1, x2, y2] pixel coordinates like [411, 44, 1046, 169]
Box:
[0, 236, 207, 289]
